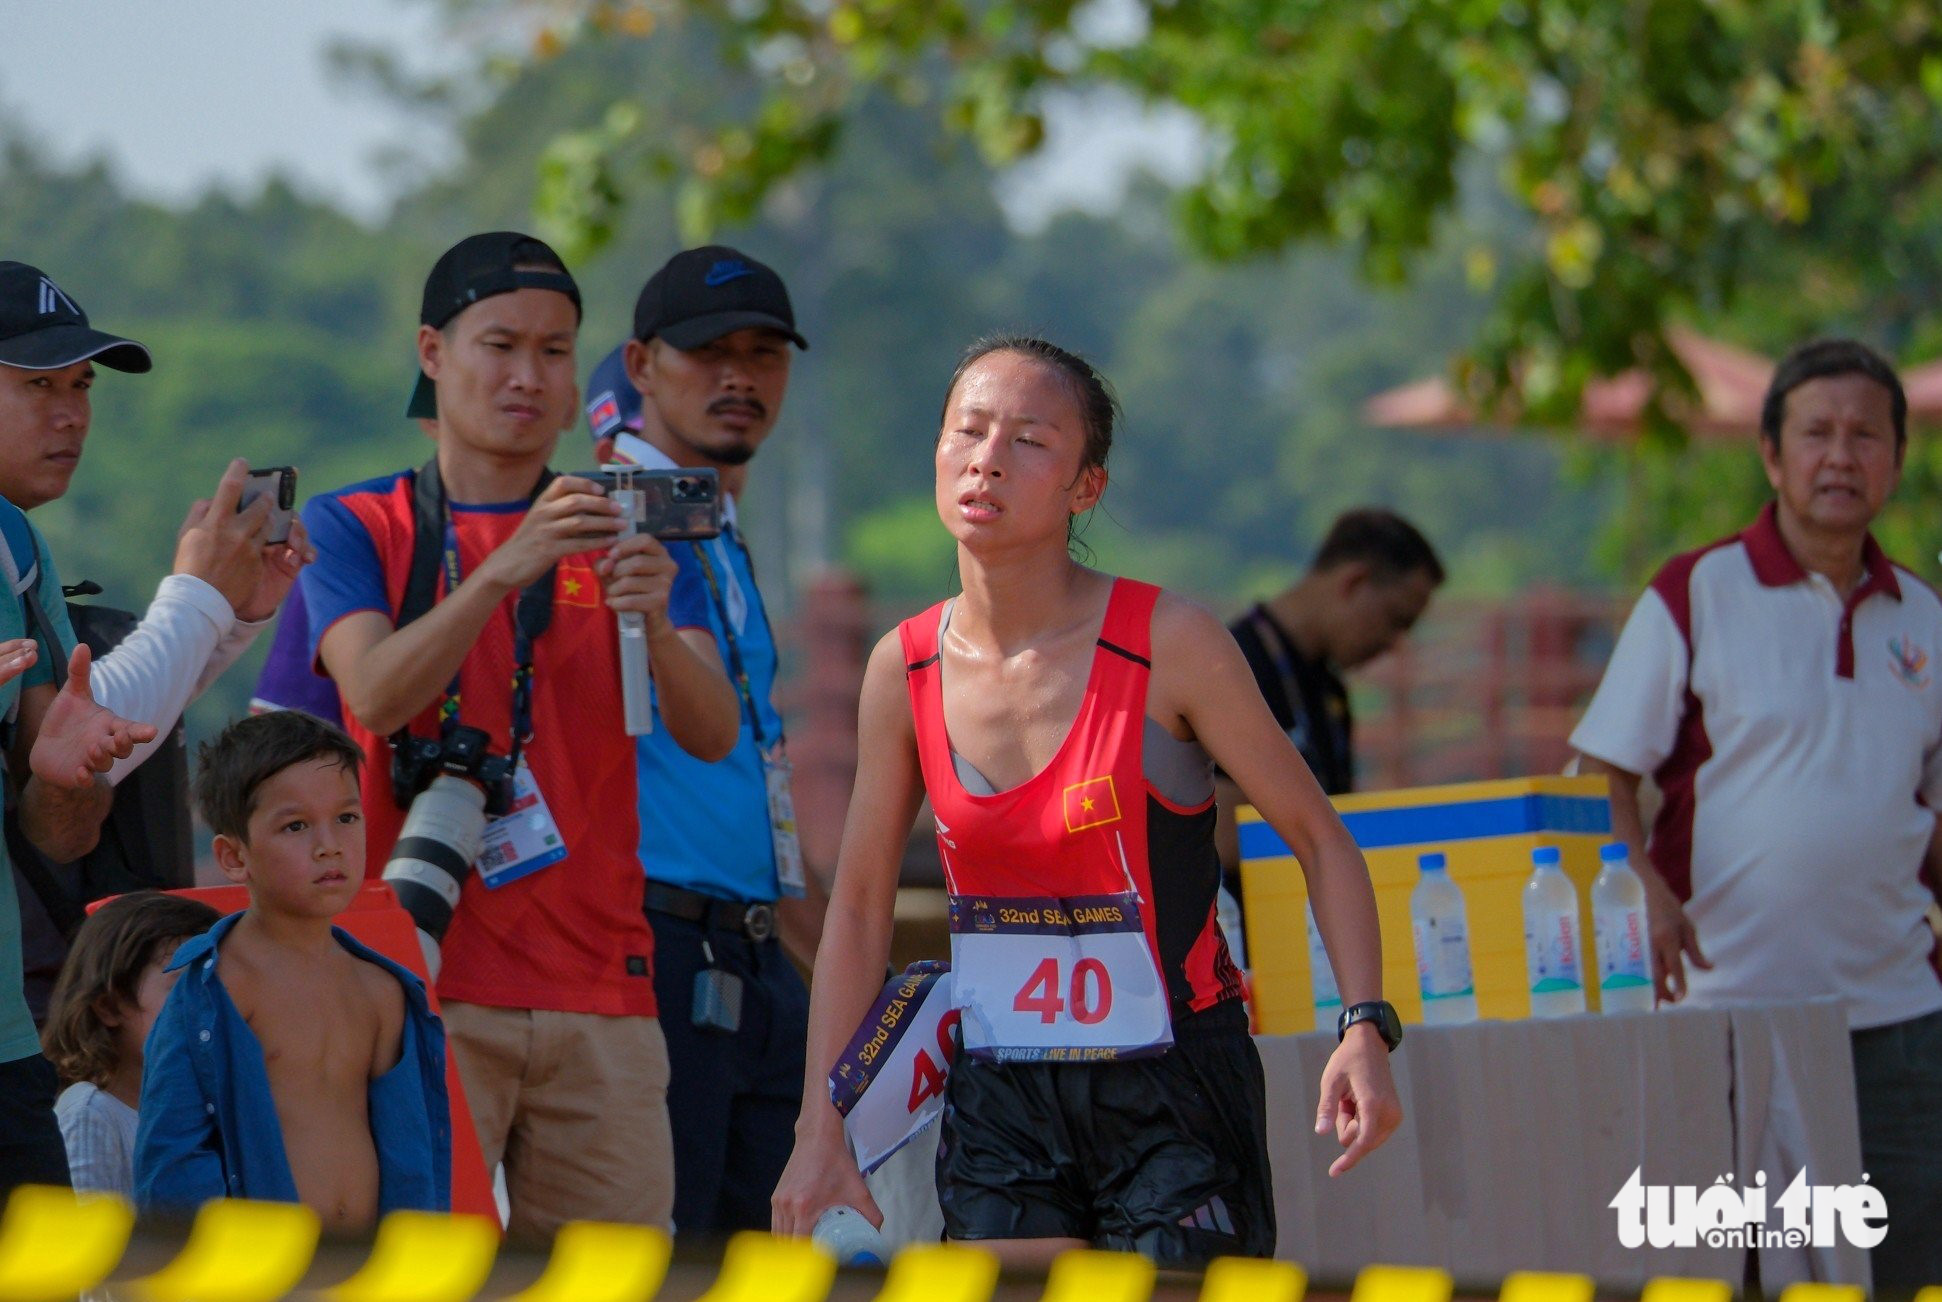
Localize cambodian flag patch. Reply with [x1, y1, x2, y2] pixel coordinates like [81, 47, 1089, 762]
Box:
[587, 390, 622, 436]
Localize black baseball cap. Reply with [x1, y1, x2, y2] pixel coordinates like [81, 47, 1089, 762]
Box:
[632, 246, 807, 352]
[407, 231, 583, 419]
[0, 262, 151, 373]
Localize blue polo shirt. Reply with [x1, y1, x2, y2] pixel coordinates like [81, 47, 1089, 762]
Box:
[644, 521, 787, 903]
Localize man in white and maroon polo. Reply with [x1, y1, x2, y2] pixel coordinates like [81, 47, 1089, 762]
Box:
[1573, 338, 1942, 1290]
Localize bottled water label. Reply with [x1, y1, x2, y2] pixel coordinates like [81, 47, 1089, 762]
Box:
[1412, 915, 1474, 1000]
[1525, 912, 1583, 991]
[1598, 906, 1651, 989]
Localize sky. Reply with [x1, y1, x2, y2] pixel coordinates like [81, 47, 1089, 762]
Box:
[1, 0, 453, 220]
[0, 0, 1202, 229]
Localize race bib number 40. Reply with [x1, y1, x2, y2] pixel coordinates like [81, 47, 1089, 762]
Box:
[948, 893, 1174, 1062]
[829, 962, 959, 1175]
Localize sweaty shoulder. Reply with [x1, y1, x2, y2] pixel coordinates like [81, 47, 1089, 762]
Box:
[1150, 588, 1238, 661]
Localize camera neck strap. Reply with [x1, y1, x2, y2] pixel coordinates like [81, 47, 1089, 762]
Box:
[397, 458, 557, 769]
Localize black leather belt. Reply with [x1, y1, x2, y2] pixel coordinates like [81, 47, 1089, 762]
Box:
[645, 882, 776, 942]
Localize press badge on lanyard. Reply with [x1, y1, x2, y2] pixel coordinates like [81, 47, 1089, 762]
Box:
[948, 892, 1173, 1062]
[763, 745, 806, 896]
[476, 758, 568, 888]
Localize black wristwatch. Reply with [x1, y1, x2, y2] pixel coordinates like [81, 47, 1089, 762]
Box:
[1337, 1000, 1403, 1052]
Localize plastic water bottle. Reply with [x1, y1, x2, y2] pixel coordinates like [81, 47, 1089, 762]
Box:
[1306, 901, 1340, 1015]
[1522, 846, 1586, 1017]
[1592, 842, 1654, 1014]
[1410, 852, 1478, 1024]
[812, 1205, 888, 1266]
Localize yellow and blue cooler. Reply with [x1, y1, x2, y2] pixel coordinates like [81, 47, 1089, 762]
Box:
[1237, 776, 1614, 1033]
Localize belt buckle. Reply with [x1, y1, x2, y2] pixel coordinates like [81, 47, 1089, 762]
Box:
[742, 902, 776, 942]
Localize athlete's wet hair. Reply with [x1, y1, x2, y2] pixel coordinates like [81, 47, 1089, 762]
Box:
[941, 335, 1120, 475]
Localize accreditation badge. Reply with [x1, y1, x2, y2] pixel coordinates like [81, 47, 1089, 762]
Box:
[476, 758, 568, 889]
[763, 743, 807, 897]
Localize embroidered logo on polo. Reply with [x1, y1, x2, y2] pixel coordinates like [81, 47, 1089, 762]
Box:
[1889, 635, 1929, 689]
[1062, 774, 1121, 833]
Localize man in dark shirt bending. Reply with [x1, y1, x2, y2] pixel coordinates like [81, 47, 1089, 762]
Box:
[1214, 509, 1443, 927]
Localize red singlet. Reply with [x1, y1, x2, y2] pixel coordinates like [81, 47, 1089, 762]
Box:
[900, 578, 1243, 1058]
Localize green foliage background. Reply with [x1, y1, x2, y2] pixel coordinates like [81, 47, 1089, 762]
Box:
[13, 6, 1937, 757]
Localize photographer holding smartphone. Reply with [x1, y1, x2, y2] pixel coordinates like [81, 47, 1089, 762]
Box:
[0, 262, 310, 1023]
[300, 232, 738, 1239]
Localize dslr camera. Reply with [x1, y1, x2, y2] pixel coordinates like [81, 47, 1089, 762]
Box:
[383, 725, 513, 973]
[390, 723, 516, 817]
[572, 465, 724, 541]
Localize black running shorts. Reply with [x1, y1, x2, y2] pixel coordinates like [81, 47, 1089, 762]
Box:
[935, 1000, 1275, 1265]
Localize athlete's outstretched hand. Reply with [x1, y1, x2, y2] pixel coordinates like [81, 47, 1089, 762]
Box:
[771, 1126, 883, 1237]
[1315, 1024, 1403, 1177]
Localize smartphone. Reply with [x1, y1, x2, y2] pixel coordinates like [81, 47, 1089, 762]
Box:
[240, 466, 297, 545]
[573, 465, 724, 541]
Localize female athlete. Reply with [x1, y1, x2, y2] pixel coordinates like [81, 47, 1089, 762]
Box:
[772, 337, 1401, 1267]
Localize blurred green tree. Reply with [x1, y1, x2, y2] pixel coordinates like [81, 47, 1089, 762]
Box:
[507, 0, 1942, 437]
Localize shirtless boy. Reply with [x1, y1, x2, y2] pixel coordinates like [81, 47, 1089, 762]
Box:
[135, 710, 449, 1227]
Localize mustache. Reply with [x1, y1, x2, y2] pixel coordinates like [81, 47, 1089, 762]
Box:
[708, 396, 767, 420]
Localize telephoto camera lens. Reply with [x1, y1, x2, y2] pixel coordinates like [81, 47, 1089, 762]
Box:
[383, 774, 488, 977]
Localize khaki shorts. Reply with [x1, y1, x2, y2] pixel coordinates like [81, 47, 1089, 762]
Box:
[443, 1002, 673, 1239]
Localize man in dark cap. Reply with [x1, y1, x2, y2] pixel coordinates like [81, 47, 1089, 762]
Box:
[0, 263, 310, 1025]
[0, 262, 167, 1195]
[584, 246, 821, 1235]
[297, 233, 738, 1237]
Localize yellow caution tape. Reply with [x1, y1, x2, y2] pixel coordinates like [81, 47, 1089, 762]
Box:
[1199, 1255, 1306, 1302]
[126, 1198, 321, 1302]
[0, 1186, 133, 1302]
[1776, 1286, 1866, 1302]
[694, 1231, 836, 1302]
[1042, 1249, 1156, 1302]
[1639, 1279, 1733, 1302]
[1500, 1272, 1595, 1302]
[871, 1242, 999, 1302]
[1351, 1265, 1454, 1302]
[326, 1210, 499, 1302]
[507, 1220, 671, 1302]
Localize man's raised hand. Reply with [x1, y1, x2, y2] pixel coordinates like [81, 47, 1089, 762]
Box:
[174, 458, 273, 615]
[30, 645, 157, 788]
[475, 475, 624, 592]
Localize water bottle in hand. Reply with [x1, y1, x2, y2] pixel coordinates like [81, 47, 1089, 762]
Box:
[812, 1205, 888, 1266]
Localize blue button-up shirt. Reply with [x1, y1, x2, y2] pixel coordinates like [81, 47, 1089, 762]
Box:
[134, 911, 451, 1215]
